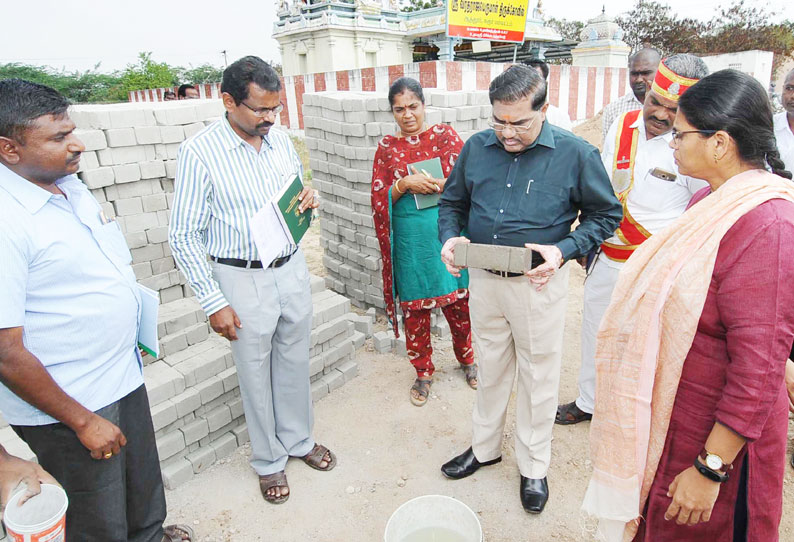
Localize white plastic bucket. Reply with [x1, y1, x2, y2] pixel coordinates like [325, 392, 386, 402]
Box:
[3, 484, 68, 542]
[384, 495, 483, 542]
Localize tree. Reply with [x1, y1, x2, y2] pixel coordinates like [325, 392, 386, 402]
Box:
[546, 17, 584, 42]
[401, 0, 434, 13]
[179, 64, 224, 85]
[118, 52, 180, 96]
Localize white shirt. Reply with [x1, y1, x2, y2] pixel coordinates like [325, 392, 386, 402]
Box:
[0, 166, 143, 425]
[774, 111, 794, 172]
[545, 104, 573, 132]
[602, 92, 643, 140]
[600, 115, 708, 269]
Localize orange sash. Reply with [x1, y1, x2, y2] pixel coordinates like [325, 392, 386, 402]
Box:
[601, 110, 651, 262]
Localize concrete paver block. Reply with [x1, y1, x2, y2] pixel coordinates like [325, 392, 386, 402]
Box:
[161, 458, 193, 490]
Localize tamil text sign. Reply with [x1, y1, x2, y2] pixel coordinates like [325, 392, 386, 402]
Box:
[447, 0, 530, 43]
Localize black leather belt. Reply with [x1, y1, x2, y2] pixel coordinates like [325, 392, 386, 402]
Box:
[485, 252, 545, 277]
[210, 253, 293, 269]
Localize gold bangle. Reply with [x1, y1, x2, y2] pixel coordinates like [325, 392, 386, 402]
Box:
[395, 179, 405, 194]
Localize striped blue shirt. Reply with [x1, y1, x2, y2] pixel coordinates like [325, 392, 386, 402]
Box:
[0, 165, 143, 425]
[169, 115, 302, 316]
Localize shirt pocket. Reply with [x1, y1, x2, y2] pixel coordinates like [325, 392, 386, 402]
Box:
[520, 182, 569, 226]
[94, 221, 133, 266]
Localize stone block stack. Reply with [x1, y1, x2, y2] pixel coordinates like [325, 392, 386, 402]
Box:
[0, 101, 364, 489]
[302, 90, 492, 312]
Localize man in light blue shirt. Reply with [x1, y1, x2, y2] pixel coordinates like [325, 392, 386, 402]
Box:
[169, 56, 336, 504]
[0, 79, 192, 542]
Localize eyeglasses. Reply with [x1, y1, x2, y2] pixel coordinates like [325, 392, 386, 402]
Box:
[488, 115, 539, 134]
[240, 101, 284, 118]
[671, 128, 717, 144]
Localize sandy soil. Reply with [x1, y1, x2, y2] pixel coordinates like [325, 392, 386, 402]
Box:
[164, 222, 794, 541]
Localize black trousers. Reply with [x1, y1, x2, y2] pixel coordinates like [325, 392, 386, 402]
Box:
[13, 385, 166, 542]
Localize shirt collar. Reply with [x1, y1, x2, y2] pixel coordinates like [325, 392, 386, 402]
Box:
[484, 120, 557, 152]
[221, 114, 272, 152]
[0, 163, 70, 214]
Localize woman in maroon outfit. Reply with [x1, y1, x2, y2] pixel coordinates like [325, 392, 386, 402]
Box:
[630, 72, 794, 541]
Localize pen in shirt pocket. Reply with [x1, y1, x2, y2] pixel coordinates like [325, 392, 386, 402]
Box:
[99, 210, 116, 224]
[526, 179, 534, 194]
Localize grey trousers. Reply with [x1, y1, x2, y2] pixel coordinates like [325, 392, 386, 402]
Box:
[211, 249, 315, 476]
[12, 385, 166, 542]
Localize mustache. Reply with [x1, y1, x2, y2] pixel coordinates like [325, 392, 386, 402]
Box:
[67, 152, 82, 163]
[256, 121, 274, 130]
[649, 116, 670, 126]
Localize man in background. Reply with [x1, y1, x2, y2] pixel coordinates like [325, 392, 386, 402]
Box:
[774, 67, 794, 171]
[602, 48, 661, 138]
[178, 84, 199, 100]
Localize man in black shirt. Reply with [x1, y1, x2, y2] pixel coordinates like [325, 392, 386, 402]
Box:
[438, 64, 621, 514]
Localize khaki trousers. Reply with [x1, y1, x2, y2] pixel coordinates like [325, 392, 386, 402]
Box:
[469, 264, 570, 479]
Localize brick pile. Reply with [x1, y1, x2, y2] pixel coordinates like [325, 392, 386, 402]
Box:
[0, 100, 366, 489]
[303, 90, 492, 313]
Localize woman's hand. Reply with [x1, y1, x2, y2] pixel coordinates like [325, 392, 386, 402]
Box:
[401, 173, 440, 194]
[664, 466, 721, 526]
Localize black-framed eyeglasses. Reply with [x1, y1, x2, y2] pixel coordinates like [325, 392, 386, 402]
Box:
[240, 101, 284, 118]
[671, 128, 717, 144]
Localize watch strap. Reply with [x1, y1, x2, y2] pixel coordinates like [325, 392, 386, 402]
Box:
[694, 455, 730, 483]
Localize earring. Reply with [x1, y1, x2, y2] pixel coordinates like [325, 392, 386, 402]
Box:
[713, 153, 718, 163]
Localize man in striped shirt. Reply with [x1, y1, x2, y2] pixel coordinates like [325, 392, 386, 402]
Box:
[169, 56, 335, 505]
[601, 48, 661, 139]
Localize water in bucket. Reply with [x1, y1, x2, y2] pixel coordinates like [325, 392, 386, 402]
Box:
[384, 495, 482, 542]
[400, 526, 471, 542]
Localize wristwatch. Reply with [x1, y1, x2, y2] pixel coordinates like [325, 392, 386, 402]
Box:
[693, 451, 731, 483]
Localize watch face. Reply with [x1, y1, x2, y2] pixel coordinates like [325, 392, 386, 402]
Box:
[705, 454, 723, 470]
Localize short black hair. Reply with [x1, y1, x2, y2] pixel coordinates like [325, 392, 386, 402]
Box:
[388, 77, 424, 107]
[163, 90, 176, 99]
[524, 59, 549, 81]
[489, 64, 546, 110]
[679, 69, 792, 180]
[221, 56, 281, 104]
[0, 78, 70, 142]
[177, 84, 197, 98]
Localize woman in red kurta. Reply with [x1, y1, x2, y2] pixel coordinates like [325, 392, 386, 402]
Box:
[371, 77, 475, 406]
[583, 71, 794, 542]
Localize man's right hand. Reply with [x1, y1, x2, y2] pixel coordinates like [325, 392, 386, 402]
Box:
[441, 237, 469, 277]
[209, 306, 242, 341]
[75, 414, 127, 460]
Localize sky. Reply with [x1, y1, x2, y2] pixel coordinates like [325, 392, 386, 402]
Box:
[2, 0, 792, 73]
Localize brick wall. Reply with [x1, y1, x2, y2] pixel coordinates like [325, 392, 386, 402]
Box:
[129, 61, 630, 129]
[0, 100, 366, 489]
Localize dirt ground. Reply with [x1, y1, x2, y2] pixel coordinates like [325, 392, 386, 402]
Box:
[164, 221, 794, 542]
[164, 127, 794, 540]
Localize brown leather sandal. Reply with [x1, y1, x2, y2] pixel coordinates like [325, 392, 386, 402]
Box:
[259, 471, 290, 504]
[555, 401, 593, 425]
[302, 443, 337, 471]
[461, 363, 478, 390]
[163, 524, 194, 541]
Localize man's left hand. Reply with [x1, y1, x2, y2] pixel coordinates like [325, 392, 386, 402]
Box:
[664, 465, 720, 526]
[298, 188, 320, 213]
[524, 243, 563, 291]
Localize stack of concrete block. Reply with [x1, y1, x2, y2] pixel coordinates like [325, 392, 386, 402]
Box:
[71, 100, 226, 309]
[302, 90, 492, 312]
[0, 101, 365, 490]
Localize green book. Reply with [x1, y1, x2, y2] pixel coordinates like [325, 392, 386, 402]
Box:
[274, 173, 312, 245]
[407, 157, 444, 210]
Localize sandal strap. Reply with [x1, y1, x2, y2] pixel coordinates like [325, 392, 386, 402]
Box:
[411, 379, 431, 398]
[304, 444, 333, 468]
[259, 471, 288, 490]
[163, 524, 194, 542]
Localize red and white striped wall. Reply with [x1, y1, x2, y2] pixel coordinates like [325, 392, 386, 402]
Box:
[129, 61, 629, 130]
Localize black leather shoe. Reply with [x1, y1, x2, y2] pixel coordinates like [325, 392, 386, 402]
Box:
[441, 447, 502, 479]
[520, 476, 548, 514]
